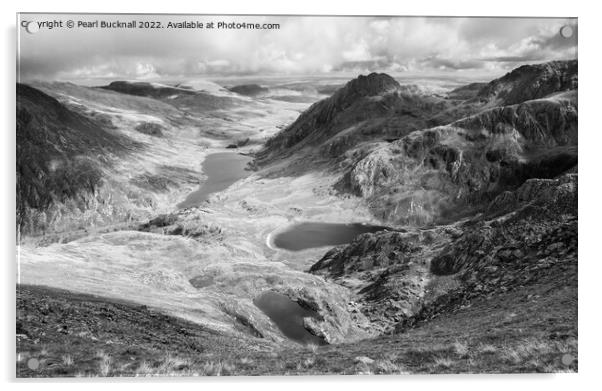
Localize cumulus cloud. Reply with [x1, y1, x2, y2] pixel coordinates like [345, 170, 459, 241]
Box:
[18, 14, 577, 82]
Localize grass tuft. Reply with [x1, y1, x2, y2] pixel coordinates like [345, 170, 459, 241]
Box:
[61, 354, 74, 366]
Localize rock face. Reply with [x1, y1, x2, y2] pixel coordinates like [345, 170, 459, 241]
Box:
[16, 84, 134, 235]
[134, 122, 165, 137]
[430, 174, 577, 278]
[309, 230, 435, 331]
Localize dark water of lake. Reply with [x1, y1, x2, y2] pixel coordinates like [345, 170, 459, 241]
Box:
[178, 152, 252, 209]
[272, 222, 389, 251]
[254, 291, 326, 345]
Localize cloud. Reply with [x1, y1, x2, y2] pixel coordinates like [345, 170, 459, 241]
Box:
[18, 14, 577, 82]
[419, 56, 485, 71]
[478, 23, 577, 64]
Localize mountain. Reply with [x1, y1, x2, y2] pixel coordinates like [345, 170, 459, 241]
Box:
[255, 60, 577, 226]
[16, 83, 135, 235]
[339, 88, 577, 226]
[255, 73, 459, 169]
[474, 60, 577, 106]
[301, 62, 578, 345]
[258, 61, 578, 171]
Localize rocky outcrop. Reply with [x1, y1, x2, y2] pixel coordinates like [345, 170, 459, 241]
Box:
[135, 122, 165, 137]
[455, 90, 577, 145]
[311, 172, 577, 332]
[137, 211, 223, 242]
[398, 174, 578, 329]
[431, 174, 577, 276]
[309, 228, 451, 331]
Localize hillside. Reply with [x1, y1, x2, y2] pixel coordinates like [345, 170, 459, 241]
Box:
[339, 91, 577, 225]
[255, 73, 460, 171]
[16, 84, 136, 235]
[475, 60, 577, 106]
[100, 81, 245, 112]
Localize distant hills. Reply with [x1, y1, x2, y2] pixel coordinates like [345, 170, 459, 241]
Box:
[101, 81, 198, 99]
[100, 80, 245, 112]
[228, 84, 269, 96]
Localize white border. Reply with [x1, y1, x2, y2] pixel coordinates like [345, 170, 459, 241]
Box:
[2, 1, 598, 390]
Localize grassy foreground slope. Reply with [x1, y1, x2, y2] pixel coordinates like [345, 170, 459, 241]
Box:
[17, 246, 576, 378]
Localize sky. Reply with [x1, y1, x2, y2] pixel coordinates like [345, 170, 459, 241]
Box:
[18, 14, 578, 83]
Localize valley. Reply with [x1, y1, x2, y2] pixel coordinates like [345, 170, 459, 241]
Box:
[16, 60, 578, 376]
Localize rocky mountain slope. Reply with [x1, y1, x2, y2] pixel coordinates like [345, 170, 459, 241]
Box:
[16, 84, 138, 235]
[255, 73, 462, 171]
[257, 60, 578, 181]
[340, 90, 577, 225]
[310, 172, 577, 332]
[475, 60, 577, 106]
[255, 60, 578, 226]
